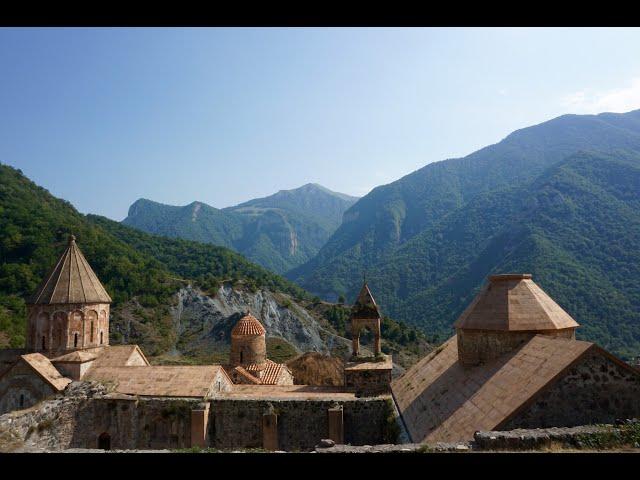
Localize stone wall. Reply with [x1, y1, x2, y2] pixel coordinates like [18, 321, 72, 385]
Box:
[344, 368, 392, 396]
[0, 361, 57, 414]
[209, 396, 396, 451]
[457, 328, 575, 367]
[70, 395, 200, 450]
[502, 350, 640, 430]
[26, 303, 110, 353]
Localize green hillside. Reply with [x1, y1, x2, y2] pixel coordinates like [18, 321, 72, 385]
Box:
[0, 164, 425, 365]
[290, 110, 640, 359]
[123, 183, 358, 274]
[0, 163, 307, 349]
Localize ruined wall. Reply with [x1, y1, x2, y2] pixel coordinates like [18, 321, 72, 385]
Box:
[0, 361, 57, 414]
[457, 329, 575, 367]
[502, 350, 640, 430]
[70, 396, 200, 450]
[209, 396, 395, 451]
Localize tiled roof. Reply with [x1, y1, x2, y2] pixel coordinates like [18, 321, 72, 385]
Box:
[391, 334, 594, 443]
[20, 353, 72, 391]
[231, 366, 262, 384]
[453, 274, 579, 331]
[231, 313, 266, 336]
[28, 235, 112, 305]
[227, 360, 291, 385]
[261, 360, 292, 385]
[84, 365, 227, 397]
[352, 282, 381, 319]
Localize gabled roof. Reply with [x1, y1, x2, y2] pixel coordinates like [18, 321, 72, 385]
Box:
[453, 274, 579, 331]
[391, 335, 595, 443]
[28, 235, 112, 305]
[20, 353, 72, 391]
[84, 365, 228, 397]
[87, 345, 150, 369]
[51, 351, 98, 363]
[231, 313, 266, 336]
[352, 282, 381, 319]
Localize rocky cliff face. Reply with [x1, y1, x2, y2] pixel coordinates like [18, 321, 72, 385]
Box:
[163, 284, 354, 359]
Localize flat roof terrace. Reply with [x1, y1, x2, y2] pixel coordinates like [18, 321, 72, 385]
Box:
[215, 384, 388, 401]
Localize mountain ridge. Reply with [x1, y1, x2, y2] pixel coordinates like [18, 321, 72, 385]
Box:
[123, 182, 358, 273]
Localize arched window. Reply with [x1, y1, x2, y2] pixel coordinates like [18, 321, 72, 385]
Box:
[19, 394, 24, 408]
[74, 333, 78, 348]
[100, 331, 104, 345]
[90, 320, 94, 342]
[240, 349, 244, 363]
[42, 335, 46, 350]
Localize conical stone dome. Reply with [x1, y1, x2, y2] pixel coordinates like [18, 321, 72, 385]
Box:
[28, 235, 112, 305]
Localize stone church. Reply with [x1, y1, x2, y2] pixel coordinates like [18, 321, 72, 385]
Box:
[1, 237, 640, 451]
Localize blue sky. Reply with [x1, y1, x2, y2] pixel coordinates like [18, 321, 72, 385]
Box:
[1, 27, 640, 220]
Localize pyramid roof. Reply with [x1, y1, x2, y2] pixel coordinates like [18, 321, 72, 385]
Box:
[28, 235, 112, 305]
[453, 274, 579, 331]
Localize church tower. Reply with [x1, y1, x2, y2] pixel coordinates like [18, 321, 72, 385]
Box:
[230, 312, 267, 379]
[344, 279, 392, 396]
[26, 235, 112, 354]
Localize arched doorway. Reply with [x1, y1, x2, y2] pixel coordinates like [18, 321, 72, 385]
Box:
[98, 432, 111, 450]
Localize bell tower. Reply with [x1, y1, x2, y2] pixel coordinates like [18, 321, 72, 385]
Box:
[350, 280, 382, 357]
[26, 235, 112, 354]
[344, 279, 392, 396]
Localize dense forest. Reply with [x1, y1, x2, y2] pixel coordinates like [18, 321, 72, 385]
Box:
[123, 183, 358, 274]
[290, 110, 640, 359]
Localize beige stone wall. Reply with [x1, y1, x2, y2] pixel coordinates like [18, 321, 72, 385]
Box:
[457, 328, 575, 367]
[26, 303, 110, 353]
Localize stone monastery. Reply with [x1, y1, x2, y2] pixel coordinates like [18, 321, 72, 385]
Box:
[0, 236, 639, 451]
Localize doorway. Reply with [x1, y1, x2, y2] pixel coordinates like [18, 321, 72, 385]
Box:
[98, 432, 111, 450]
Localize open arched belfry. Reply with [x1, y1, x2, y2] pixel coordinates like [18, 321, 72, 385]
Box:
[26, 235, 112, 353]
[350, 281, 382, 357]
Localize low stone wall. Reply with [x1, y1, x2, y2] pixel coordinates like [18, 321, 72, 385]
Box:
[210, 396, 397, 451]
[475, 420, 640, 450]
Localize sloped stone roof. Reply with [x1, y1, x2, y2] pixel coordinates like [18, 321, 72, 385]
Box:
[51, 351, 98, 363]
[20, 353, 72, 391]
[87, 345, 149, 368]
[84, 365, 228, 397]
[28, 235, 112, 305]
[231, 313, 266, 336]
[391, 335, 595, 443]
[453, 274, 579, 331]
[352, 282, 381, 319]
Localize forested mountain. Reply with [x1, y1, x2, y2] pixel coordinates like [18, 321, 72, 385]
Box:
[123, 183, 358, 274]
[289, 110, 640, 359]
[0, 164, 426, 365]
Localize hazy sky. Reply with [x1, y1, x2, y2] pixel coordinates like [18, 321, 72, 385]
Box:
[2, 27, 640, 220]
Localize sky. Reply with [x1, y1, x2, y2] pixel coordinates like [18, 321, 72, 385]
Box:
[1, 27, 640, 221]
